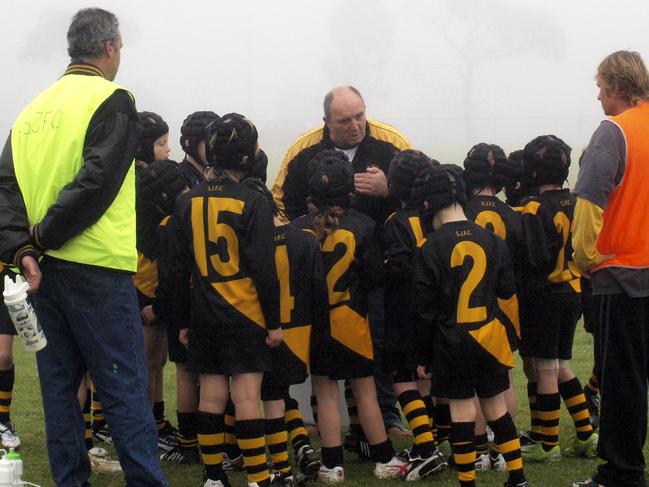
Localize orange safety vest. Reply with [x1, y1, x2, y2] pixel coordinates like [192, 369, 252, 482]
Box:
[594, 102, 649, 271]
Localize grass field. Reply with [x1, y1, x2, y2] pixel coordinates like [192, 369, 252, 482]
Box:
[10, 326, 606, 486]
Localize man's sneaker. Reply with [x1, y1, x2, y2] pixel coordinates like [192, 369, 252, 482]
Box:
[475, 452, 491, 471]
[564, 432, 599, 458]
[157, 422, 178, 452]
[490, 450, 507, 471]
[93, 424, 112, 444]
[88, 446, 122, 474]
[222, 452, 244, 471]
[503, 481, 530, 487]
[296, 444, 320, 480]
[0, 422, 20, 449]
[402, 448, 447, 481]
[373, 454, 409, 480]
[317, 465, 344, 484]
[160, 445, 200, 464]
[343, 433, 371, 460]
[583, 387, 600, 430]
[572, 478, 602, 487]
[519, 431, 539, 452]
[521, 443, 561, 462]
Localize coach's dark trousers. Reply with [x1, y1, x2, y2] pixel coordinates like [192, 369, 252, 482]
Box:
[594, 294, 649, 487]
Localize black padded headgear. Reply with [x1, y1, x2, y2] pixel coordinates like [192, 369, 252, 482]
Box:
[503, 150, 530, 206]
[388, 150, 435, 201]
[307, 150, 354, 209]
[135, 111, 169, 164]
[463, 143, 509, 194]
[137, 159, 189, 215]
[411, 164, 467, 221]
[249, 148, 268, 183]
[206, 113, 258, 173]
[180, 111, 220, 165]
[523, 135, 572, 187]
[241, 177, 279, 216]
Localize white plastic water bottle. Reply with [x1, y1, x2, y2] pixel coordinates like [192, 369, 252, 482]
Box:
[0, 449, 21, 486]
[3, 275, 47, 352]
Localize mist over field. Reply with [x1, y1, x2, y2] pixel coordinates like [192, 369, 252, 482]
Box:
[2, 0, 648, 185]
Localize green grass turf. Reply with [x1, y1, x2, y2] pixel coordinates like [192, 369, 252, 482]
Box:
[11, 325, 602, 486]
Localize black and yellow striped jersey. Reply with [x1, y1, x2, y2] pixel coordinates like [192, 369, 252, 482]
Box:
[413, 220, 520, 379]
[268, 223, 328, 383]
[161, 177, 280, 347]
[292, 209, 381, 364]
[519, 189, 581, 295]
[383, 208, 426, 365]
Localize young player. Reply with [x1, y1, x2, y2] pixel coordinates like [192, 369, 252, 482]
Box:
[133, 112, 178, 452]
[242, 177, 325, 484]
[383, 149, 447, 480]
[463, 143, 524, 470]
[292, 150, 408, 483]
[412, 164, 528, 487]
[178, 111, 220, 186]
[517, 135, 598, 462]
[0, 263, 21, 449]
[164, 113, 283, 487]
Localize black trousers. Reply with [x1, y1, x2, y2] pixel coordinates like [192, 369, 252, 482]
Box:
[594, 294, 649, 487]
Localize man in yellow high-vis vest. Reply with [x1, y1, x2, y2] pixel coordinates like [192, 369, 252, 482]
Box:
[0, 8, 167, 487]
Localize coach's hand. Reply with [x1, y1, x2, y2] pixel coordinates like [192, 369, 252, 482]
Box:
[354, 166, 388, 197]
[266, 328, 283, 348]
[21, 255, 42, 294]
[179, 328, 189, 348]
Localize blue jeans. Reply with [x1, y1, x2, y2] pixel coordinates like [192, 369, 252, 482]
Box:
[34, 258, 167, 487]
[367, 288, 402, 428]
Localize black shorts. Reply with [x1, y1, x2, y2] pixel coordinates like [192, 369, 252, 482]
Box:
[261, 381, 290, 402]
[310, 331, 374, 380]
[186, 329, 272, 375]
[519, 292, 581, 360]
[167, 328, 187, 364]
[432, 369, 510, 400]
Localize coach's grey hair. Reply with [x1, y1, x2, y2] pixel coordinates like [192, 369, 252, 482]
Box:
[323, 86, 364, 120]
[67, 8, 119, 59]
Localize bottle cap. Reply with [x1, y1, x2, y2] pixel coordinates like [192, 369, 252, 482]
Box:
[6, 449, 20, 460]
[3, 275, 29, 305]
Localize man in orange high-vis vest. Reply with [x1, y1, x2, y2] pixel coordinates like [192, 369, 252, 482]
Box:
[572, 51, 649, 487]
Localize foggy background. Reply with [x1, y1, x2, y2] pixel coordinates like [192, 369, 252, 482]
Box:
[2, 0, 649, 186]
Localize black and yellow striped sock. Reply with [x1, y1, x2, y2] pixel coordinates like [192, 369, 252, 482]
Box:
[344, 381, 362, 439]
[488, 412, 526, 485]
[83, 387, 93, 450]
[310, 394, 318, 426]
[224, 399, 241, 459]
[527, 382, 543, 441]
[397, 390, 434, 457]
[475, 433, 489, 457]
[177, 411, 198, 450]
[153, 401, 166, 431]
[559, 377, 594, 441]
[585, 369, 599, 396]
[197, 411, 225, 481]
[265, 417, 291, 474]
[537, 392, 561, 450]
[451, 421, 476, 486]
[422, 394, 435, 433]
[435, 403, 451, 444]
[91, 383, 106, 429]
[236, 418, 271, 486]
[284, 396, 309, 453]
[0, 367, 14, 424]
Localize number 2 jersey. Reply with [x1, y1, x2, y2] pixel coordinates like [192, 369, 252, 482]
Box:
[266, 223, 329, 386]
[413, 220, 520, 384]
[292, 208, 381, 379]
[161, 177, 280, 372]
